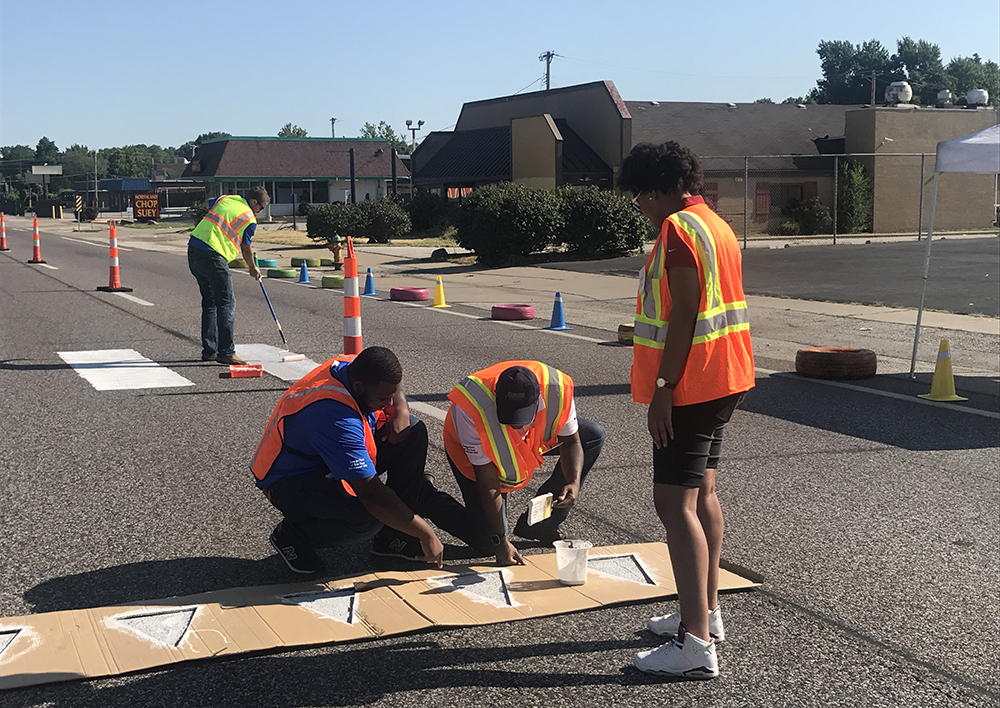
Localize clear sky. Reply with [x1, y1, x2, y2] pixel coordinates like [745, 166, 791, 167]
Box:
[1, 0, 997, 150]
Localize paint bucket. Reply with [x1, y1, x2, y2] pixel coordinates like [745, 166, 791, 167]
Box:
[553, 540, 591, 586]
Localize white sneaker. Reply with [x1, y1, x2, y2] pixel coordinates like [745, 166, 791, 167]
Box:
[634, 633, 719, 679]
[647, 605, 725, 642]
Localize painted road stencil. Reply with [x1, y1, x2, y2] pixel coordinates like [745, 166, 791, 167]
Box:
[426, 570, 516, 608]
[281, 588, 357, 625]
[57, 349, 193, 391]
[106, 607, 198, 648]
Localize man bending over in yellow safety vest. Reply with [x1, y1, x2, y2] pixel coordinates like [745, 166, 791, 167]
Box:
[443, 361, 606, 566]
[252, 346, 479, 575]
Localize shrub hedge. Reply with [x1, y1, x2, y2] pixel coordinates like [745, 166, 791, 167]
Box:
[306, 200, 411, 244]
[455, 182, 563, 266]
[558, 186, 653, 257]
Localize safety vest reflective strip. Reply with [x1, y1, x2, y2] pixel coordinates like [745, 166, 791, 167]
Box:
[193, 196, 253, 261]
[449, 362, 570, 489]
[634, 211, 749, 350]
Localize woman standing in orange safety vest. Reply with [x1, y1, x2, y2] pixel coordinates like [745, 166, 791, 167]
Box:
[619, 142, 754, 680]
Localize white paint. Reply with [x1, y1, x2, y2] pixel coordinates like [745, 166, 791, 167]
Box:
[236, 343, 319, 382]
[395, 301, 607, 343]
[587, 554, 657, 586]
[0, 625, 39, 666]
[756, 368, 1000, 420]
[425, 569, 518, 608]
[61, 236, 132, 252]
[113, 292, 155, 307]
[57, 349, 194, 391]
[280, 587, 357, 625]
[407, 400, 446, 423]
[106, 607, 198, 648]
[37, 263, 58, 270]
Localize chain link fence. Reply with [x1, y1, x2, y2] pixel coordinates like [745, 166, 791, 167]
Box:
[699, 154, 1000, 246]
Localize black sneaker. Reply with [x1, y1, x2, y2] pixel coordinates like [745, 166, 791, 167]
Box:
[269, 525, 323, 574]
[513, 512, 566, 545]
[371, 530, 422, 561]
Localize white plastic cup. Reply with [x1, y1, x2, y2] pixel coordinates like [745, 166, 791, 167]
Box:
[553, 540, 592, 585]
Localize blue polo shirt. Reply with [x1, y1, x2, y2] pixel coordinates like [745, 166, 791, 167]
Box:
[188, 197, 256, 253]
[255, 362, 379, 489]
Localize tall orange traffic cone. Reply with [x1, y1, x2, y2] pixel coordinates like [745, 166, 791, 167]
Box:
[432, 275, 450, 308]
[27, 215, 45, 263]
[918, 339, 967, 402]
[343, 236, 363, 354]
[96, 220, 133, 292]
[0, 213, 9, 251]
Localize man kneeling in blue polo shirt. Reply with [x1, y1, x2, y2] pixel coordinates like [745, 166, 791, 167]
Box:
[251, 346, 476, 574]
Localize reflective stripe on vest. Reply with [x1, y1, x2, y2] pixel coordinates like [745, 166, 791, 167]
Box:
[634, 211, 749, 350]
[445, 361, 573, 490]
[191, 195, 255, 262]
[250, 357, 375, 494]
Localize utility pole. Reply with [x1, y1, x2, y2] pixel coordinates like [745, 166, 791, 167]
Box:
[870, 70, 877, 106]
[539, 50, 557, 91]
[330, 117, 337, 138]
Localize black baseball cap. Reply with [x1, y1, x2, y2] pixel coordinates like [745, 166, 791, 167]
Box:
[495, 366, 540, 426]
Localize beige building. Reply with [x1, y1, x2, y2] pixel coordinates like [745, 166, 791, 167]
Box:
[845, 106, 998, 233]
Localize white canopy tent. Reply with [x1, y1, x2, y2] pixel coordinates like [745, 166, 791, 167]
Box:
[909, 123, 1000, 376]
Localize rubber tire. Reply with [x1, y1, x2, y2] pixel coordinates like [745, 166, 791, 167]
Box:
[320, 258, 336, 266]
[266, 268, 297, 279]
[258, 258, 278, 268]
[229, 258, 247, 268]
[491, 304, 535, 321]
[322, 275, 344, 289]
[291, 257, 321, 268]
[389, 287, 430, 301]
[795, 347, 877, 380]
[618, 323, 634, 346]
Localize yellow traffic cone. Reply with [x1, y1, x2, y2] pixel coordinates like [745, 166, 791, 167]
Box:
[432, 275, 451, 308]
[918, 339, 967, 401]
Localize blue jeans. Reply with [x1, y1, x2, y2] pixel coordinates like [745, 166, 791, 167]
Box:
[448, 416, 606, 551]
[265, 419, 479, 551]
[187, 246, 236, 357]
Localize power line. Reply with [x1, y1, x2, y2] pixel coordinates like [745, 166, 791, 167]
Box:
[559, 54, 815, 80]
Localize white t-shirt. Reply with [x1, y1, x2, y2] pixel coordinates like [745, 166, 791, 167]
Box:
[453, 394, 578, 466]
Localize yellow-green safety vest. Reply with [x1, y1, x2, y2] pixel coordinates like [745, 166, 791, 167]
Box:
[191, 195, 256, 262]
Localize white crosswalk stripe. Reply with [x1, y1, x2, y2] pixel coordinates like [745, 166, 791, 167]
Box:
[57, 349, 194, 391]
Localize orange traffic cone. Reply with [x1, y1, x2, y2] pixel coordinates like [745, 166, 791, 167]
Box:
[918, 339, 967, 402]
[97, 220, 133, 292]
[0, 213, 8, 251]
[27, 216, 45, 263]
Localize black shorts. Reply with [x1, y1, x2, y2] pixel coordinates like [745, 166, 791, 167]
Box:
[653, 392, 745, 488]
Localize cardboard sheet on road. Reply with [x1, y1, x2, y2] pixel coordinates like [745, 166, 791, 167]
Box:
[0, 542, 759, 690]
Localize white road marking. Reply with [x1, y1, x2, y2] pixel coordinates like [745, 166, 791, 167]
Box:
[37, 263, 59, 270]
[61, 236, 132, 251]
[408, 400, 447, 422]
[756, 368, 1000, 419]
[113, 292, 155, 306]
[58, 349, 194, 391]
[236, 343, 319, 382]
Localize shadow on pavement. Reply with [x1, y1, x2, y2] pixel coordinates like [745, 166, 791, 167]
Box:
[742, 374, 999, 451]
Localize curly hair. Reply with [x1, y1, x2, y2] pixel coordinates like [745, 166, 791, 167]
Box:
[350, 346, 403, 386]
[618, 142, 703, 196]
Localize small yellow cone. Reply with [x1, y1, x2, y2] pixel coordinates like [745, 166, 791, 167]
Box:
[918, 339, 967, 401]
[432, 275, 451, 308]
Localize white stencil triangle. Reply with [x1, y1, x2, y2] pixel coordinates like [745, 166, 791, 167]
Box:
[429, 570, 513, 607]
[115, 607, 197, 647]
[281, 589, 356, 624]
[588, 555, 655, 585]
[0, 629, 21, 657]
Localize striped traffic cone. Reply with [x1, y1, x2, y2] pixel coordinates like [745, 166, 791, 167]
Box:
[918, 339, 967, 402]
[96, 220, 133, 292]
[0, 213, 8, 251]
[343, 236, 363, 354]
[432, 275, 451, 308]
[27, 216, 46, 263]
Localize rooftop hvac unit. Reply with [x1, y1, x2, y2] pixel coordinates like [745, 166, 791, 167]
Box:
[884, 81, 913, 105]
[966, 89, 989, 106]
[936, 89, 953, 107]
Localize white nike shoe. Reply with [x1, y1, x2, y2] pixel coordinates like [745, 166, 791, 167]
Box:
[647, 605, 725, 642]
[634, 632, 719, 679]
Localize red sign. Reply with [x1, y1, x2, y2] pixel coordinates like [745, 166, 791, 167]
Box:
[133, 193, 160, 220]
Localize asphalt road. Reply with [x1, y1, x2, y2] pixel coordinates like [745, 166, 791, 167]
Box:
[549, 236, 1000, 318]
[0, 225, 998, 707]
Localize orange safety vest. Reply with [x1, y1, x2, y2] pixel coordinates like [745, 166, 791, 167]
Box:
[251, 356, 375, 495]
[631, 201, 755, 406]
[444, 361, 574, 491]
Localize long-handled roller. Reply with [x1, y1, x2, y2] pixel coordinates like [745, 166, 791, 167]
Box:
[259, 280, 306, 362]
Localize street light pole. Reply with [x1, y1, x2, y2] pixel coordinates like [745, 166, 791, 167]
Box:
[406, 119, 424, 150]
[330, 117, 337, 138]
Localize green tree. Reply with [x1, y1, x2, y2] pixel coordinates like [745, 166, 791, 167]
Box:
[278, 123, 309, 138]
[947, 54, 1000, 105]
[753, 97, 775, 104]
[781, 96, 815, 104]
[809, 39, 894, 104]
[360, 121, 411, 154]
[35, 136, 60, 164]
[103, 145, 151, 178]
[891, 37, 948, 105]
[1, 144, 34, 179]
[179, 131, 231, 159]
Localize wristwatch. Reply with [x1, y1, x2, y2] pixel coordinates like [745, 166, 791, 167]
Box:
[490, 533, 505, 547]
[655, 377, 676, 390]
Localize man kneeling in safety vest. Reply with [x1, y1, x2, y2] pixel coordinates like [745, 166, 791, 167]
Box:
[444, 361, 606, 566]
[252, 346, 477, 574]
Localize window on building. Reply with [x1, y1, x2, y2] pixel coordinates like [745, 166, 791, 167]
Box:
[769, 184, 803, 218]
[274, 181, 293, 204]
